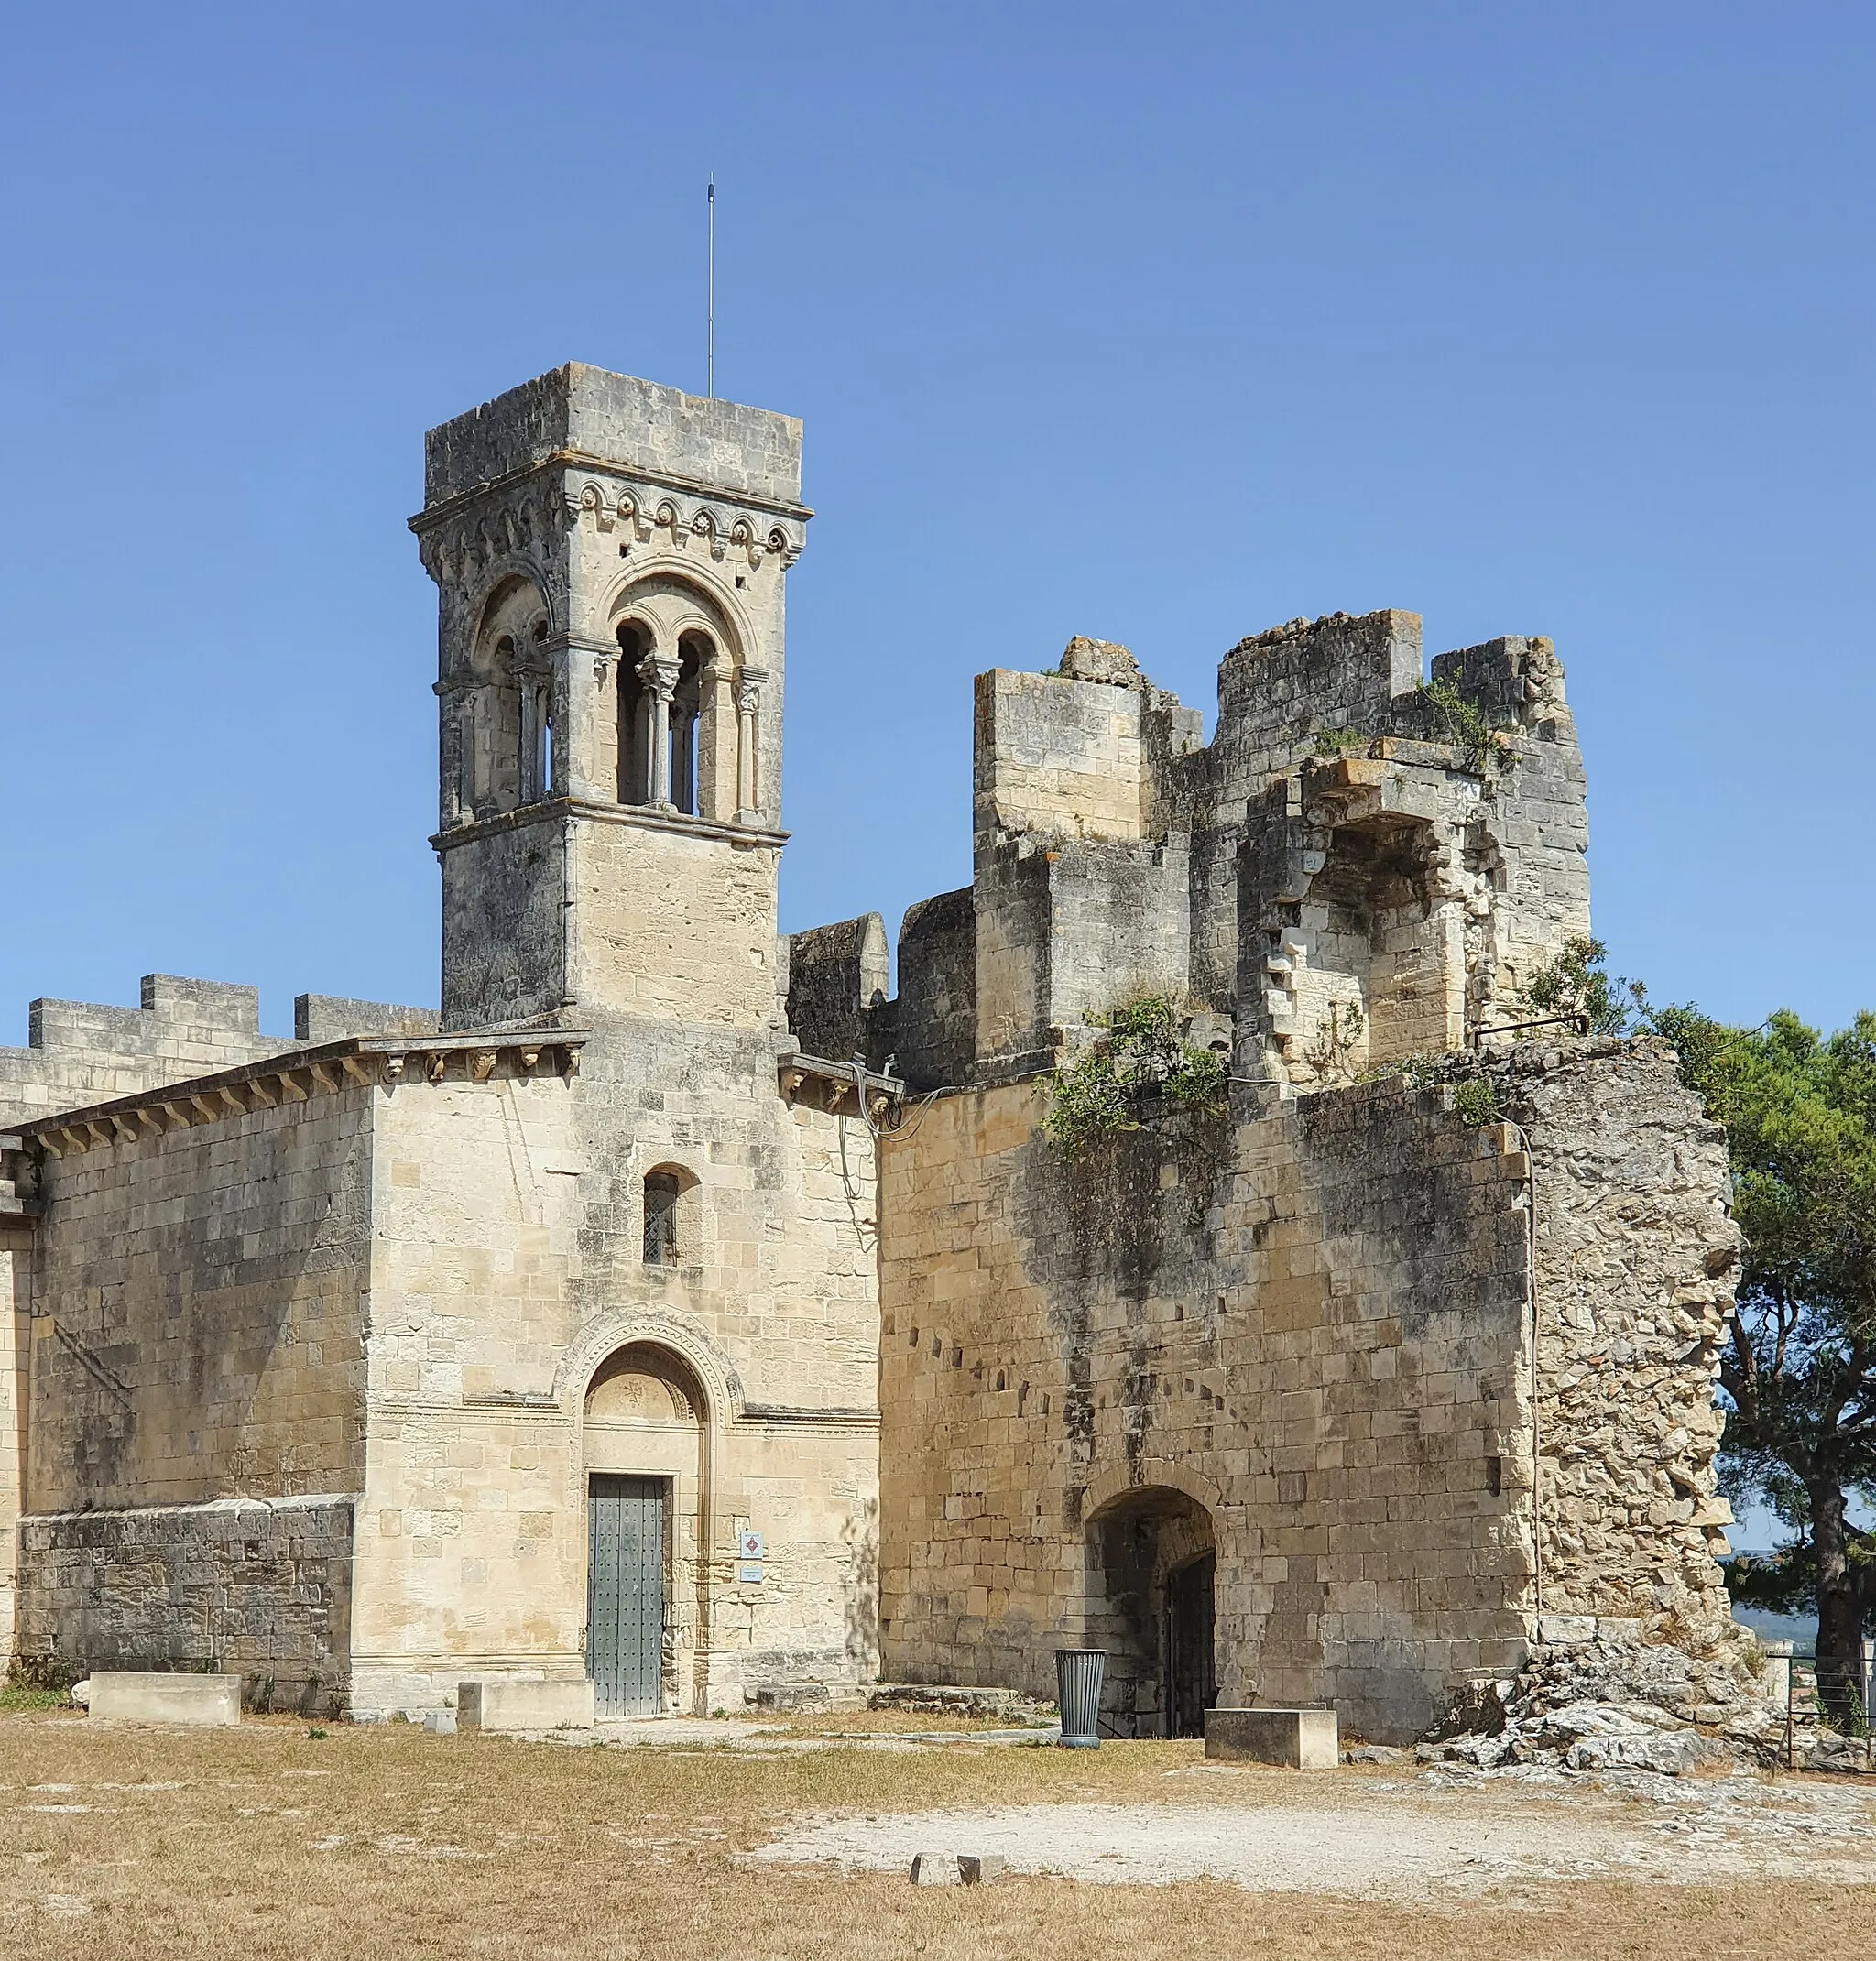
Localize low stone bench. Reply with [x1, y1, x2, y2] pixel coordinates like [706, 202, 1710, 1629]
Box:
[457, 1678, 594, 1733]
[1204, 1706, 1339, 1769]
[87, 1672, 242, 1727]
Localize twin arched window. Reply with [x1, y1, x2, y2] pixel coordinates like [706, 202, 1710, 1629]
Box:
[616, 621, 714, 816]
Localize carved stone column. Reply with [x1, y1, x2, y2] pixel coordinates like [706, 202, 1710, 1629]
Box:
[640, 652, 680, 810]
[735, 668, 767, 824]
[697, 647, 737, 822]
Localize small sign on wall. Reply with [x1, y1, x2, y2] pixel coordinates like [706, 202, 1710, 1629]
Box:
[737, 1528, 765, 1585]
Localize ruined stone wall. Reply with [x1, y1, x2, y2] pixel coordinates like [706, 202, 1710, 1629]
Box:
[974, 668, 1149, 844]
[878, 1075, 1537, 1743]
[785, 913, 888, 1064]
[16, 1495, 353, 1716]
[889, 889, 976, 1094]
[1502, 1037, 1740, 1639]
[876, 1039, 1739, 1743]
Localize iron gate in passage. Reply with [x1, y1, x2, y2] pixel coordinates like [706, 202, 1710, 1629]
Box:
[587, 1474, 666, 1716]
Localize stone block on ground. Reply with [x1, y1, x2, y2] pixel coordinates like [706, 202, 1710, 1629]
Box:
[457, 1678, 594, 1733]
[87, 1671, 241, 1727]
[1205, 1706, 1339, 1770]
[956, 1854, 1006, 1885]
[909, 1851, 960, 1887]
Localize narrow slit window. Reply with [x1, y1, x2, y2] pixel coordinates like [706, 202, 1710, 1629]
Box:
[643, 1171, 682, 1266]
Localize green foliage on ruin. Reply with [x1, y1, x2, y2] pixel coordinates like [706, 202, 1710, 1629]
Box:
[1299, 999, 1365, 1082]
[1524, 934, 1647, 1035]
[1449, 1073, 1503, 1128]
[1042, 997, 1229, 1156]
[1310, 727, 1369, 759]
[1415, 675, 1513, 779]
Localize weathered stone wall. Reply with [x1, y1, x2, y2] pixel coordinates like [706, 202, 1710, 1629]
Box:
[876, 1038, 1739, 1743]
[21, 1090, 371, 1511]
[889, 888, 976, 1093]
[1502, 1037, 1740, 1638]
[786, 913, 889, 1063]
[878, 1074, 1537, 1742]
[16, 1494, 353, 1716]
[974, 667, 1148, 844]
[349, 1029, 882, 1717]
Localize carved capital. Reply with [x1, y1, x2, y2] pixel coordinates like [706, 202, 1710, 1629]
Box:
[638, 652, 680, 702]
[734, 665, 769, 718]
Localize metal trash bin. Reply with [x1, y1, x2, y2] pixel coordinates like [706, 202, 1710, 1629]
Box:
[1055, 1648, 1106, 1749]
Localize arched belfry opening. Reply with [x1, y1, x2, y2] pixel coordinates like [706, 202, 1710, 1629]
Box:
[583, 1344, 709, 1717]
[607, 577, 753, 824]
[1085, 1485, 1217, 1738]
[458, 575, 550, 822]
[671, 631, 709, 817]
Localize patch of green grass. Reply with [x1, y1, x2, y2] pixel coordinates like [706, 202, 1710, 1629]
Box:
[0, 1683, 73, 1714]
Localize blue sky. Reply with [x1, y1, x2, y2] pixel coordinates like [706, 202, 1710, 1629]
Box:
[1, 3, 1871, 1041]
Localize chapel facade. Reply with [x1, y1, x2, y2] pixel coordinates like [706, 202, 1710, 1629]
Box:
[0, 366, 1740, 1741]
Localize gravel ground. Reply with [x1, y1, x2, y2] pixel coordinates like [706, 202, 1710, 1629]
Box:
[748, 1766, 1876, 1897]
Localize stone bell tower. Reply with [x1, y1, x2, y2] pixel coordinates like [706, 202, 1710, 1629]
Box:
[411, 365, 808, 1031]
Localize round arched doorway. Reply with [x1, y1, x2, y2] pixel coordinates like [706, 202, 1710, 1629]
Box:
[583, 1344, 707, 1717]
[1085, 1485, 1217, 1738]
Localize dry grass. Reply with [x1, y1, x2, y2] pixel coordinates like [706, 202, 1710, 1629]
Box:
[0, 1708, 1861, 1960]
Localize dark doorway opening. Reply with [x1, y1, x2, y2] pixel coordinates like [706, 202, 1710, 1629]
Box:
[1085, 1485, 1217, 1738]
[1165, 1550, 1216, 1738]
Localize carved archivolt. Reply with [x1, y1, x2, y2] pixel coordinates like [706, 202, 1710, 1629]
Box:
[552, 1308, 747, 1426]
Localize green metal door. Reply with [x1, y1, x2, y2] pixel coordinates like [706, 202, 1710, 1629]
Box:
[587, 1475, 665, 1716]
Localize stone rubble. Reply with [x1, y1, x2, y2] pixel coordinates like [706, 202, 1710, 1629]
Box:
[1412, 1617, 1871, 1777]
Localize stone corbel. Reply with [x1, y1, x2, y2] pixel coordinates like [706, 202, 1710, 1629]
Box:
[655, 500, 685, 549]
[471, 1050, 498, 1084]
[382, 1055, 406, 1084]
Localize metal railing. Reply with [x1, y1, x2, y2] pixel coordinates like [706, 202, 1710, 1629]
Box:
[1762, 1640, 1876, 1771]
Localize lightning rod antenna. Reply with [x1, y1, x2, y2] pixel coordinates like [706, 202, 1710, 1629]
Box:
[706, 178, 715, 398]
